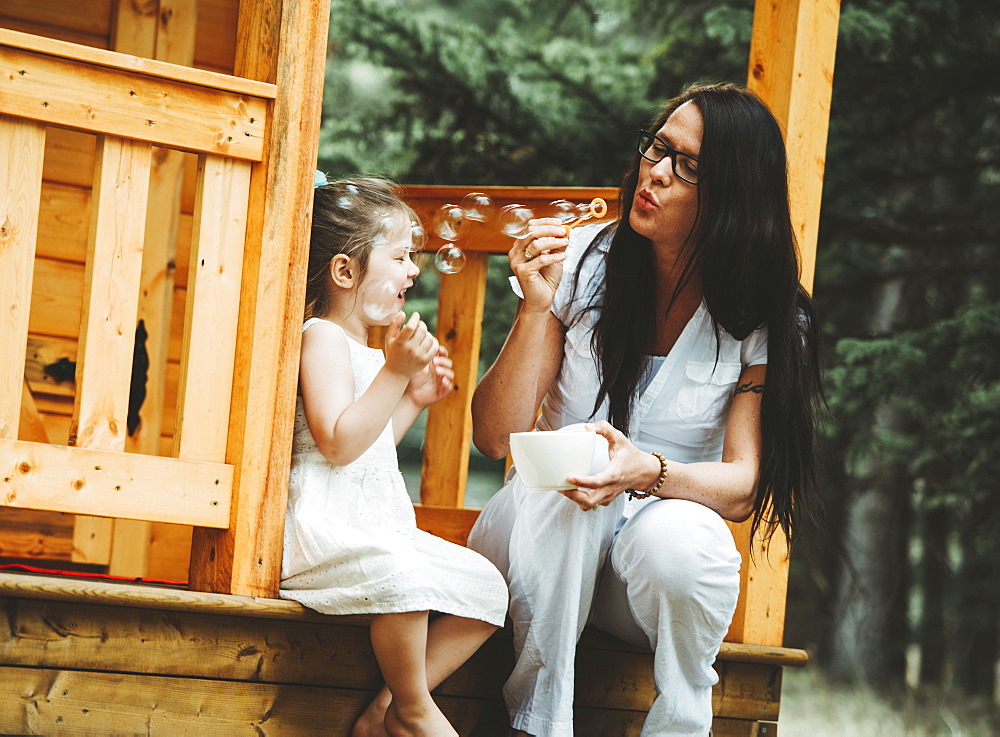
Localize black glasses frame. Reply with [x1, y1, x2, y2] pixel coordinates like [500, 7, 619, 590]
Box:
[637, 130, 700, 185]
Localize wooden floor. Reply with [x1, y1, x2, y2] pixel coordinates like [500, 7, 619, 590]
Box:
[0, 573, 803, 735]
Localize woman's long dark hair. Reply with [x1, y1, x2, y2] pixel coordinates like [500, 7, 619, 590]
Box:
[569, 82, 822, 544]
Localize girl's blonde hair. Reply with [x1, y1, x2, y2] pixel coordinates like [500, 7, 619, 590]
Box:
[306, 177, 420, 319]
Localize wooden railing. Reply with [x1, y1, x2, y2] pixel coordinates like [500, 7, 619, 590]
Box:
[1, 29, 273, 529]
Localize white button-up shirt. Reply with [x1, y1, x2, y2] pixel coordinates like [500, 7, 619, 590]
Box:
[511, 224, 767, 466]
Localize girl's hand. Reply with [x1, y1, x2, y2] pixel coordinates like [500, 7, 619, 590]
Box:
[509, 219, 570, 314]
[384, 311, 440, 380]
[405, 345, 455, 408]
[560, 421, 662, 511]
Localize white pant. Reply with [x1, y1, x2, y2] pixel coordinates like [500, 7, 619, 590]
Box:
[468, 473, 741, 737]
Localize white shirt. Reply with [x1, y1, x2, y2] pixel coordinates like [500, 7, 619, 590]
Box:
[510, 223, 767, 465]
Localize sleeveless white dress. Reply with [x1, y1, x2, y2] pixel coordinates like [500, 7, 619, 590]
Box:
[279, 318, 507, 626]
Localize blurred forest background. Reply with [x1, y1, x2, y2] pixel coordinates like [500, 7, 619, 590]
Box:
[318, 0, 999, 732]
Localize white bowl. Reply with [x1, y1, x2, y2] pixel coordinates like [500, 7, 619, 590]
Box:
[509, 430, 598, 491]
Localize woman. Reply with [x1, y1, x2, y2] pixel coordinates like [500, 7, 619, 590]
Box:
[467, 82, 822, 737]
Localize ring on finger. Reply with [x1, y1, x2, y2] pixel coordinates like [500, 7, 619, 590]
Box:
[523, 247, 535, 261]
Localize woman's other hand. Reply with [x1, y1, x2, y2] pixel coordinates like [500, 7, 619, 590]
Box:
[509, 219, 570, 313]
[560, 421, 663, 511]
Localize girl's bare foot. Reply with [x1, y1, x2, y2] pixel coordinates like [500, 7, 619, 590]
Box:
[384, 697, 457, 737]
[352, 694, 391, 737]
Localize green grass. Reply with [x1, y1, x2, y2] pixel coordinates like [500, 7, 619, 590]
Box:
[781, 667, 999, 736]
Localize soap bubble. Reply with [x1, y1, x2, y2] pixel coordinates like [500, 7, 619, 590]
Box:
[433, 203, 468, 242]
[460, 192, 494, 222]
[410, 220, 426, 251]
[549, 199, 579, 225]
[435, 245, 467, 274]
[498, 204, 535, 238]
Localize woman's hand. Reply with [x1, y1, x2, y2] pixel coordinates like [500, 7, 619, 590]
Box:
[509, 219, 570, 314]
[384, 311, 440, 380]
[405, 345, 455, 408]
[560, 421, 663, 511]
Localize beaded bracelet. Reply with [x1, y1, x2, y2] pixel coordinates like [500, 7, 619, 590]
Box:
[625, 452, 668, 500]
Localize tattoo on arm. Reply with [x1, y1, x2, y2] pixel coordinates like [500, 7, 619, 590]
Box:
[734, 381, 764, 395]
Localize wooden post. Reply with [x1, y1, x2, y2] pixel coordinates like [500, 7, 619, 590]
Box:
[420, 252, 488, 508]
[104, 0, 197, 578]
[187, 0, 331, 596]
[725, 0, 839, 646]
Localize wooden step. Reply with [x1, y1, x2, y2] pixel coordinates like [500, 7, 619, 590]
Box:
[1, 572, 803, 735]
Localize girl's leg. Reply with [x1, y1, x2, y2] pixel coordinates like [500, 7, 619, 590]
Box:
[362, 611, 458, 737]
[354, 614, 497, 736]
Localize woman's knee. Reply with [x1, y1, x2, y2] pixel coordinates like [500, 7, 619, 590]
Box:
[614, 499, 741, 601]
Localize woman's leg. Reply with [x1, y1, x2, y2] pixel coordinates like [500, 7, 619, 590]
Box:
[469, 476, 622, 737]
[590, 499, 741, 737]
[362, 611, 458, 737]
[354, 614, 498, 737]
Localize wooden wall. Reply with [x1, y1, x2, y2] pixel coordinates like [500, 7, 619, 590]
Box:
[0, 0, 239, 579]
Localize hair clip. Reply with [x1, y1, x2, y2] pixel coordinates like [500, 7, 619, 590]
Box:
[314, 170, 329, 188]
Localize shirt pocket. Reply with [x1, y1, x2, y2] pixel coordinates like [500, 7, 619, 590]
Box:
[675, 361, 743, 427]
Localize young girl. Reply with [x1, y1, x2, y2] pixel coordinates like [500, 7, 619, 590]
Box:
[280, 177, 508, 737]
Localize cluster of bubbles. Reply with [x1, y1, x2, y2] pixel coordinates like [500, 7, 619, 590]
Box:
[429, 194, 608, 274]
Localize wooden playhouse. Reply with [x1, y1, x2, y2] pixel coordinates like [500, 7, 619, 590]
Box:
[0, 0, 839, 733]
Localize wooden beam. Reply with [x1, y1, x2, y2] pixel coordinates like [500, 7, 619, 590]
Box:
[187, 0, 331, 597]
[69, 135, 151, 565]
[18, 378, 49, 445]
[0, 34, 269, 160]
[172, 154, 250, 462]
[420, 252, 488, 507]
[0, 28, 273, 97]
[722, 0, 840, 648]
[0, 115, 45, 441]
[746, 0, 839, 294]
[109, 0, 197, 580]
[0, 438, 231, 527]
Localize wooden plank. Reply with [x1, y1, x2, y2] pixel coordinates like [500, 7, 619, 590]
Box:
[0, 115, 45, 441]
[413, 504, 481, 546]
[193, 0, 238, 74]
[0, 439, 232, 527]
[0, 665, 509, 737]
[420, 253, 488, 507]
[713, 719, 779, 737]
[35, 181, 91, 263]
[402, 184, 619, 255]
[173, 154, 250, 462]
[0, 596, 509, 698]
[24, 335, 77, 397]
[0, 42, 268, 161]
[111, 0, 197, 579]
[0, 508, 74, 560]
[0, 1, 115, 39]
[41, 128, 97, 189]
[70, 135, 150, 451]
[144, 521, 192, 581]
[0, 28, 275, 98]
[189, 0, 331, 597]
[18, 378, 49, 444]
[713, 661, 782, 721]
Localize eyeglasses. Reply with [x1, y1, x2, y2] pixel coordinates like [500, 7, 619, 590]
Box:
[637, 130, 700, 185]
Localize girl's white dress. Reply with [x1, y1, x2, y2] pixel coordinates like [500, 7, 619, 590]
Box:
[280, 318, 507, 626]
